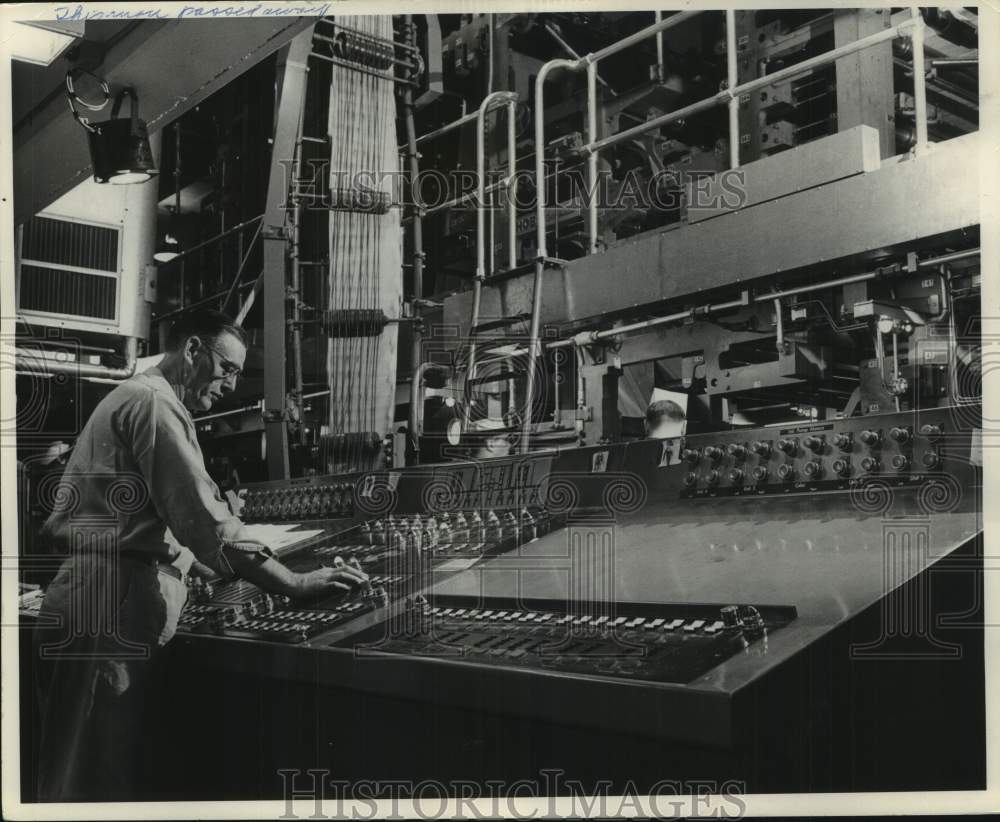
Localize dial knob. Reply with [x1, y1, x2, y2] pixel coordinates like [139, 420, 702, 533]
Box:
[706, 470, 720, 486]
[703, 446, 724, 463]
[682, 448, 701, 464]
[803, 436, 825, 453]
[859, 429, 882, 448]
[861, 456, 881, 472]
[751, 465, 769, 482]
[684, 472, 698, 487]
[727, 443, 747, 461]
[720, 605, 740, 627]
[777, 438, 797, 456]
[922, 450, 940, 469]
[889, 427, 911, 445]
[777, 463, 796, 482]
[920, 423, 943, 440]
[752, 441, 772, 458]
[729, 469, 744, 484]
[832, 432, 853, 452]
[832, 458, 851, 477]
[891, 454, 910, 472]
[803, 460, 823, 479]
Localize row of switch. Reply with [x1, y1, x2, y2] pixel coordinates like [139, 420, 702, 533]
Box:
[423, 607, 729, 635]
[241, 483, 355, 520]
[681, 424, 942, 466]
[684, 449, 941, 486]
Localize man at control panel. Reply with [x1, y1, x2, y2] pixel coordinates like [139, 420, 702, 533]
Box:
[33, 309, 367, 802]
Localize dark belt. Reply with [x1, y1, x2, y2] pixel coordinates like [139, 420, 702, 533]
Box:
[120, 550, 184, 581]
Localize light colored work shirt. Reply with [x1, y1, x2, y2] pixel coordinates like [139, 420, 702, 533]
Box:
[41, 367, 266, 575]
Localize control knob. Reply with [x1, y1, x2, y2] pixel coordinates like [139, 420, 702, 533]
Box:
[751, 465, 769, 482]
[889, 426, 911, 445]
[703, 446, 724, 463]
[803, 460, 823, 480]
[777, 438, 797, 456]
[922, 450, 940, 469]
[727, 443, 747, 461]
[729, 469, 744, 484]
[683, 472, 698, 487]
[752, 441, 772, 458]
[859, 429, 882, 448]
[803, 435, 825, 453]
[832, 458, 851, 478]
[832, 432, 853, 452]
[705, 470, 720, 486]
[861, 456, 881, 473]
[891, 454, 910, 472]
[920, 423, 943, 441]
[682, 448, 701, 464]
[720, 605, 740, 627]
[776, 463, 796, 482]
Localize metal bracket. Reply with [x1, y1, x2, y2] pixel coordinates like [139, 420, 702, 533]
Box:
[262, 408, 290, 423]
[262, 225, 289, 241]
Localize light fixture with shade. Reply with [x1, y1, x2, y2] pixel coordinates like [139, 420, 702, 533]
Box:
[66, 70, 158, 185]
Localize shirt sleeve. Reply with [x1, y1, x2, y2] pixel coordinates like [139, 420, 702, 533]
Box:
[121, 388, 271, 575]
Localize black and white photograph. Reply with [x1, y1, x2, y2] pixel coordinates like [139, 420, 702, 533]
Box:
[1, 1, 997, 817]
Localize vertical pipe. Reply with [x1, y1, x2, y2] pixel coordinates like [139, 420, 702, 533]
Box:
[476, 96, 489, 281]
[586, 60, 599, 253]
[507, 99, 517, 271]
[910, 7, 928, 154]
[290, 93, 308, 446]
[654, 11, 665, 81]
[521, 59, 579, 453]
[463, 280, 483, 429]
[725, 9, 740, 168]
[467, 91, 518, 428]
[403, 15, 426, 462]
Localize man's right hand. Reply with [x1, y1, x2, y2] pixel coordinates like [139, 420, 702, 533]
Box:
[293, 564, 369, 598]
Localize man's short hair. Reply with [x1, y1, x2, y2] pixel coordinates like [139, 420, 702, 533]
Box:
[645, 399, 685, 428]
[165, 309, 248, 351]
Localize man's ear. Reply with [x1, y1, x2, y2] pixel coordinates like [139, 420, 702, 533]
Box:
[184, 335, 204, 364]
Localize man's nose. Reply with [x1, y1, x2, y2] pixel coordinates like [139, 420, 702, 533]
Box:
[220, 376, 237, 392]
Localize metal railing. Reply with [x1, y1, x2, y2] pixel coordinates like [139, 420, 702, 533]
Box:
[533, 8, 928, 260]
[519, 8, 935, 446]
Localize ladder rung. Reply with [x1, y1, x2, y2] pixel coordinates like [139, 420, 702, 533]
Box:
[480, 346, 528, 358]
[471, 313, 531, 334]
[467, 373, 527, 387]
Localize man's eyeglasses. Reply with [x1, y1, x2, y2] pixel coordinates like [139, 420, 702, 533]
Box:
[204, 345, 243, 383]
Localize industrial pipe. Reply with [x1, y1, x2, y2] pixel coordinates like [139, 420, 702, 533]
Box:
[521, 58, 580, 453]
[586, 60, 599, 252]
[410, 362, 451, 447]
[910, 7, 929, 153]
[545, 248, 980, 349]
[16, 336, 139, 380]
[583, 16, 918, 158]
[507, 98, 517, 271]
[464, 90, 519, 428]
[589, 10, 701, 63]
[725, 9, 740, 169]
[403, 14, 428, 462]
[477, 91, 518, 280]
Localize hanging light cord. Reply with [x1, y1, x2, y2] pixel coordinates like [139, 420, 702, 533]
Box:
[65, 68, 111, 132]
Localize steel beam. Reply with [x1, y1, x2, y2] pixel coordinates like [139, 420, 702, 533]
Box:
[443, 130, 980, 338]
[262, 29, 313, 481]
